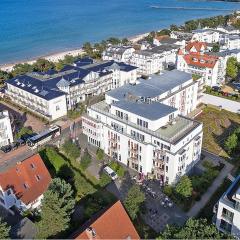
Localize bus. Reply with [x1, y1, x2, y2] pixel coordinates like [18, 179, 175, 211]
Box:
[27, 125, 61, 149]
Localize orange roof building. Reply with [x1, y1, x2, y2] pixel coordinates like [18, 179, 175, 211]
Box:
[185, 41, 207, 53]
[0, 154, 51, 211]
[74, 201, 140, 240]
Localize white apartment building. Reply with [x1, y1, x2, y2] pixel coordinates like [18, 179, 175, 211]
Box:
[129, 45, 178, 76]
[0, 154, 51, 212]
[107, 70, 201, 116]
[0, 110, 13, 147]
[207, 49, 240, 84]
[102, 45, 135, 62]
[214, 175, 240, 238]
[221, 34, 240, 50]
[177, 44, 220, 86]
[191, 28, 220, 43]
[6, 60, 137, 120]
[82, 70, 203, 185]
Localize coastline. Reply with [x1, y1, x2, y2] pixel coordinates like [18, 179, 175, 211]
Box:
[0, 32, 149, 72]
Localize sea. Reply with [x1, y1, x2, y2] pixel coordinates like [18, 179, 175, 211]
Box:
[0, 0, 240, 64]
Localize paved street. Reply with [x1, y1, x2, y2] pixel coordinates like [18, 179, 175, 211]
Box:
[0, 118, 82, 172]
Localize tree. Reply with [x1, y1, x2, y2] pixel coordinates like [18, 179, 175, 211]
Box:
[170, 24, 179, 31]
[62, 139, 80, 160]
[212, 43, 220, 52]
[124, 185, 145, 220]
[33, 58, 54, 72]
[15, 126, 33, 139]
[226, 57, 238, 79]
[0, 218, 10, 239]
[175, 176, 192, 198]
[96, 148, 104, 162]
[37, 178, 75, 238]
[156, 29, 171, 36]
[158, 218, 225, 239]
[12, 63, 33, 76]
[80, 149, 92, 170]
[224, 133, 238, 154]
[0, 70, 12, 86]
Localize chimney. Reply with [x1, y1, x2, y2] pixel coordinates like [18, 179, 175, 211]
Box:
[86, 227, 97, 239]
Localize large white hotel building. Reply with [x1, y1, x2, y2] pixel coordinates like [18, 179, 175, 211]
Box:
[82, 70, 203, 184]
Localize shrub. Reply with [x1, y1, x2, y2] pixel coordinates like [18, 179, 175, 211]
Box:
[80, 150, 92, 170]
[99, 173, 112, 187]
[109, 161, 125, 178]
[62, 139, 80, 160]
[163, 185, 174, 197]
[175, 176, 193, 198]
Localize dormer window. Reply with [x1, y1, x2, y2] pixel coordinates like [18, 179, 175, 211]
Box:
[35, 175, 41, 181]
[23, 183, 29, 189]
[30, 163, 35, 169]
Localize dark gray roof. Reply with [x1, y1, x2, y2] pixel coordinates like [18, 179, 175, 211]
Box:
[207, 49, 240, 57]
[6, 60, 137, 101]
[112, 100, 177, 120]
[107, 70, 192, 100]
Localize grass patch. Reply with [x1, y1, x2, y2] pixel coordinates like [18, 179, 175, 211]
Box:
[196, 106, 240, 158]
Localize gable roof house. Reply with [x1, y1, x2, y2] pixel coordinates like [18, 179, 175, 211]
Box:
[73, 201, 140, 239]
[0, 154, 51, 212]
[177, 41, 220, 86]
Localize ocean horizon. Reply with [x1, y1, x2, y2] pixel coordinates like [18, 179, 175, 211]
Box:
[0, 0, 240, 65]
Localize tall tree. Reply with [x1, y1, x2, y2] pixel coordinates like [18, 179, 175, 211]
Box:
[226, 57, 238, 79]
[124, 185, 145, 220]
[0, 218, 10, 239]
[62, 139, 80, 160]
[158, 218, 226, 239]
[175, 176, 192, 198]
[37, 178, 75, 238]
[224, 133, 238, 154]
[33, 58, 54, 72]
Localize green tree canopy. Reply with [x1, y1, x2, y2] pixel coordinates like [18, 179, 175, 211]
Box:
[212, 43, 220, 52]
[33, 58, 55, 72]
[37, 178, 75, 238]
[0, 218, 10, 239]
[224, 133, 238, 154]
[124, 185, 145, 220]
[15, 126, 33, 139]
[157, 218, 226, 239]
[96, 148, 104, 162]
[0, 70, 12, 86]
[62, 139, 80, 160]
[12, 63, 33, 76]
[175, 176, 193, 198]
[226, 57, 239, 79]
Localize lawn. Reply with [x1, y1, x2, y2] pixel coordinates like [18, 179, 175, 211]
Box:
[196, 106, 240, 158]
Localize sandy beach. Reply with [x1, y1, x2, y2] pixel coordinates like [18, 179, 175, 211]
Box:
[0, 33, 149, 72]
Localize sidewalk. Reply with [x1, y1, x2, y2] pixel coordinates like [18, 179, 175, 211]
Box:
[187, 154, 234, 217]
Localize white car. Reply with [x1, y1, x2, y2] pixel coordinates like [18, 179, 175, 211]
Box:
[103, 166, 118, 180]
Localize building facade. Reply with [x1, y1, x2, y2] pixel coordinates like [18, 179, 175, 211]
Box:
[82, 70, 203, 185]
[177, 42, 220, 86]
[214, 175, 240, 238]
[5, 60, 137, 120]
[0, 110, 14, 147]
[0, 154, 51, 212]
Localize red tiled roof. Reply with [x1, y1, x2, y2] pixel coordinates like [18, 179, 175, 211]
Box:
[75, 201, 140, 239]
[183, 52, 218, 69]
[185, 41, 207, 53]
[0, 154, 51, 205]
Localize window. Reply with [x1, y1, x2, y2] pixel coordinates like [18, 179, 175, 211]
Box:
[23, 183, 29, 189]
[56, 105, 60, 111]
[36, 175, 41, 181]
[30, 163, 35, 169]
[222, 208, 234, 222]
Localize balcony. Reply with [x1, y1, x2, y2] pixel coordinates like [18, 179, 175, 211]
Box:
[109, 137, 118, 143]
[128, 156, 138, 163]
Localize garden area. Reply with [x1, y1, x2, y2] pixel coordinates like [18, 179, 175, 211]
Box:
[204, 86, 240, 102]
[196, 106, 240, 158]
[163, 160, 224, 212]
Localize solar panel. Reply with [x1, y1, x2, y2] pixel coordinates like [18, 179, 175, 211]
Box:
[39, 90, 49, 96]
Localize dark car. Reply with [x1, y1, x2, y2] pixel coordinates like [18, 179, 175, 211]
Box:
[16, 138, 26, 146]
[1, 145, 12, 153]
[212, 86, 221, 92]
[11, 142, 19, 150]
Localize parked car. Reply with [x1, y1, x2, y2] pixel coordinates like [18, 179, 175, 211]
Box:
[1, 145, 12, 153]
[212, 86, 221, 92]
[16, 138, 25, 146]
[103, 166, 118, 180]
[11, 142, 19, 150]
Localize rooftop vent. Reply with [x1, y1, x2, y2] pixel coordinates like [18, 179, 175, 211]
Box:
[86, 227, 96, 238]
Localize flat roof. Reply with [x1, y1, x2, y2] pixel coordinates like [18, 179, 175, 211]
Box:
[107, 70, 192, 100]
[112, 100, 177, 120]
